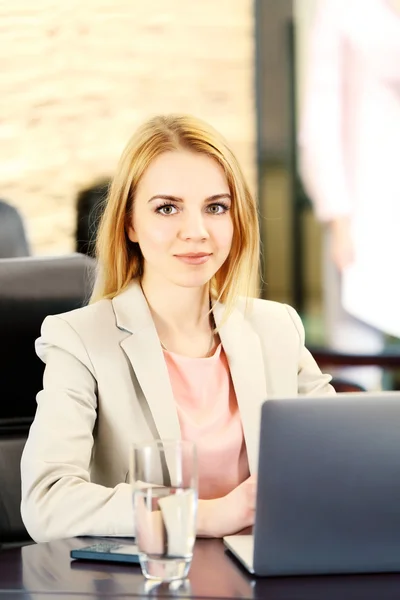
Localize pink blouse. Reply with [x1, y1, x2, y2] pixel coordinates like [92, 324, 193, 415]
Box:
[163, 343, 250, 500]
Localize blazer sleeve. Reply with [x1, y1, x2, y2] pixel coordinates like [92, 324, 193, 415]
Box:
[285, 305, 335, 396]
[20, 315, 135, 542]
[298, 0, 352, 222]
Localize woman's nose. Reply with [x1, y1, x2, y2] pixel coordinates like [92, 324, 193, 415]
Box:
[178, 212, 209, 241]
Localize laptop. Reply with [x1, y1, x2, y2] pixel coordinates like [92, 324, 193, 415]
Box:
[224, 392, 400, 576]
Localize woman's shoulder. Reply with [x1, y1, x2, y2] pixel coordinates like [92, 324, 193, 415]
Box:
[239, 297, 304, 338]
[46, 297, 114, 330]
[39, 297, 122, 350]
[239, 296, 299, 320]
[36, 298, 122, 366]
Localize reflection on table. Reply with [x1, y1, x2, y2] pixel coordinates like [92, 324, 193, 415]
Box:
[0, 536, 400, 599]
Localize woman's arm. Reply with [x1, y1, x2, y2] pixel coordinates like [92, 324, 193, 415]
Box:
[21, 316, 134, 542]
[285, 305, 335, 396]
[197, 475, 256, 537]
[22, 315, 255, 542]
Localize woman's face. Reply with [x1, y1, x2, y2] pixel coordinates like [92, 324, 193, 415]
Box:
[127, 150, 234, 290]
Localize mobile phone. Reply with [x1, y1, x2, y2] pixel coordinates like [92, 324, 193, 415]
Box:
[70, 541, 140, 564]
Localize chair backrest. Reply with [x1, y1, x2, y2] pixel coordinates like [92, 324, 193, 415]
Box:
[0, 254, 96, 422]
[75, 180, 109, 258]
[331, 378, 366, 393]
[0, 201, 30, 258]
[0, 433, 30, 545]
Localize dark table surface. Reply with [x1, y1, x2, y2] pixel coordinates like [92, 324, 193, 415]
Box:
[2, 536, 400, 600]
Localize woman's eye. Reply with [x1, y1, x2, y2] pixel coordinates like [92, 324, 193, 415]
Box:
[157, 205, 177, 216]
[207, 203, 229, 215]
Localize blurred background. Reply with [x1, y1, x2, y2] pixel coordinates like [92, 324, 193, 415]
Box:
[0, 0, 256, 254]
[1, 0, 399, 384]
[0, 1, 314, 301]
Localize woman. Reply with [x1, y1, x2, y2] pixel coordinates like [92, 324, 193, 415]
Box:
[21, 114, 334, 543]
[299, 0, 400, 389]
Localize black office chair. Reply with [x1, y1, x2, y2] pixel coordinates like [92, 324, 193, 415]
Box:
[0, 200, 30, 258]
[0, 254, 96, 424]
[330, 378, 366, 394]
[0, 433, 32, 548]
[75, 179, 109, 258]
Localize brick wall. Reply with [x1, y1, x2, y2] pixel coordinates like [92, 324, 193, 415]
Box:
[0, 0, 256, 255]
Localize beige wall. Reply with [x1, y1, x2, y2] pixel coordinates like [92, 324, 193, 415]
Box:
[0, 0, 256, 255]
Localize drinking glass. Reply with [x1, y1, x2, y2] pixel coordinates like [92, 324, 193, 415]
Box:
[131, 439, 198, 582]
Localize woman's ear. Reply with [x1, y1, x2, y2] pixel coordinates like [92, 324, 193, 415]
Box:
[126, 210, 138, 243]
[127, 223, 138, 243]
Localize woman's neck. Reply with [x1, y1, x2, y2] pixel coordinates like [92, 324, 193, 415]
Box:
[140, 276, 211, 335]
[140, 275, 215, 357]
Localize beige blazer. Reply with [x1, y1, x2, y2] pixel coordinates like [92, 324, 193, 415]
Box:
[21, 281, 334, 542]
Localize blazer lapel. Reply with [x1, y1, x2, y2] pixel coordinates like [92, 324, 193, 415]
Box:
[112, 283, 266, 475]
[112, 282, 181, 442]
[213, 300, 267, 474]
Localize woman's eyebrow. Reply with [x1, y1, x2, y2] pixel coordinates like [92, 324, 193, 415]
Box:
[148, 193, 232, 204]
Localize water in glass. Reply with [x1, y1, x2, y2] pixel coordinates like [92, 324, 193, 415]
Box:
[131, 440, 198, 582]
[134, 486, 196, 580]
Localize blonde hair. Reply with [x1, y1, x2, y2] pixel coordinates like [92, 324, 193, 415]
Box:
[91, 114, 260, 315]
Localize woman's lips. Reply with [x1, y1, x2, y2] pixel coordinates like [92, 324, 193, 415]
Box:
[174, 254, 212, 265]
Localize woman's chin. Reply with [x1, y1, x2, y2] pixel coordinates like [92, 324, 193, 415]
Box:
[169, 273, 215, 289]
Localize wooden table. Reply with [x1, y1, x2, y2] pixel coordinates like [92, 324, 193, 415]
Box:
[1, 536, 400, 599]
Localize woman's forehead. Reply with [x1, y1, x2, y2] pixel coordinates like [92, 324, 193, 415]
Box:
[136, 150, 229, 197]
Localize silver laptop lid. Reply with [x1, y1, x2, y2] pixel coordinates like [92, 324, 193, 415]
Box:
[254, 392, 400, 576]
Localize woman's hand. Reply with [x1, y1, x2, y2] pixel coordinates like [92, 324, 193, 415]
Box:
[330, 216, 355, 272]
[197, 475, 256, 538]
